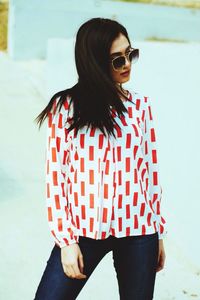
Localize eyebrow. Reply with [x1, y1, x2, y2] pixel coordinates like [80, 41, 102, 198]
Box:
[110, 45, 131, 57]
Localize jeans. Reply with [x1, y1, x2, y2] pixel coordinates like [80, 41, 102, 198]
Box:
[33, 232, 159, 300]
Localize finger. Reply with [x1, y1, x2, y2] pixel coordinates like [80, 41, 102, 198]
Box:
[156, 262, 160, 272]
[75, 274, 86, 279]
[156, 257, 161, 272]
[78, 254, 84, 274]
[63, 266, 70, 276]
[72, 263, 87, 279]
[157, 249, 161, 263]
[156, 257, 165, 272]
[160, 255, 165, 268]
[157, 252, 161, 266]
[156, 266, 162, 272]
[61, 263, 70, 277]
[67, 265, 76, 278]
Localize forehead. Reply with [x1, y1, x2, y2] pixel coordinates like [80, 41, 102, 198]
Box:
[110, 33, 130, 55]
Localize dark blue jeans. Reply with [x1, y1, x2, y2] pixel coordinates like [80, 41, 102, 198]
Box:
[34, 232, 158, 300]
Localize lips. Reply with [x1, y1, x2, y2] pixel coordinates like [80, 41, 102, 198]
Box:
[120, 70, 130, 76]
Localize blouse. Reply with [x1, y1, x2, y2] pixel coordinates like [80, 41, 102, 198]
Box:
[45, 89, 167, 248]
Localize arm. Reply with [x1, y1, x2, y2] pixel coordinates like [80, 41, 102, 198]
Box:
[141, 95, 167, 240]
[45, 96, 79, 248]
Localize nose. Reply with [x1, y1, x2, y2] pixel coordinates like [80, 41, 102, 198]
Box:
[123, 56, 131, 69]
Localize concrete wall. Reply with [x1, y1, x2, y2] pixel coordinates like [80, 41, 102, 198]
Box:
[46, 37, 77, 99]
[8, 0, 200, 60]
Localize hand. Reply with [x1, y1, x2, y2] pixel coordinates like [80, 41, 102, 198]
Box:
[156, 239, 166, 272]
[61, 243, 87, 279]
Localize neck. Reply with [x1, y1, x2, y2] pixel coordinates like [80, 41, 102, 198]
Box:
[116, 83, 128, 98]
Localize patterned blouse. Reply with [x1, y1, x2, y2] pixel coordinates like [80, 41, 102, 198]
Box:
[45, 90, 167, 248]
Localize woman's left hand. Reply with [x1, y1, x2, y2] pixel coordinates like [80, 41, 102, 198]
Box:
[156, 239, 166, 272]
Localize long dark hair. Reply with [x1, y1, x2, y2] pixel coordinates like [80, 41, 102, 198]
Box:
[34, 17, 133, 139]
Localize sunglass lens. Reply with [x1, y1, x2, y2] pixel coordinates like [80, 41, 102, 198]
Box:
[113, 57, 125, 70]
[129, 49, 139, 63]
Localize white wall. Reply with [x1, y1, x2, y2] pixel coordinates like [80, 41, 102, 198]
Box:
[46, 37, 77, 99]
[8, 0, 200, 60]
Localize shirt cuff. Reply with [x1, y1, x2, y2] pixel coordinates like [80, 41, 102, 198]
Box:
[158, 229, 168, 240]
[55, 235, 80, 248]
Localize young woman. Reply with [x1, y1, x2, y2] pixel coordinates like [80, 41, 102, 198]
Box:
[34, 17, 167, 300]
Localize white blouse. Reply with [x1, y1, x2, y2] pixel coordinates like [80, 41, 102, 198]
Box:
[45, 89, 167, 248]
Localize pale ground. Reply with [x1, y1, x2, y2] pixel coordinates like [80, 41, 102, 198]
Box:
[0, 40, 200, 299]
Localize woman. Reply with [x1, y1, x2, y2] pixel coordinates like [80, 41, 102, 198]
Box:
[34, 17, 167, 300]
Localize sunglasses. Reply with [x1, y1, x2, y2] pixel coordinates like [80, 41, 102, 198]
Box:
[110, 47, 139, 71]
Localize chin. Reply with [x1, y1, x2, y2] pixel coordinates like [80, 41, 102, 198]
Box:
[118, 76, 130, 84]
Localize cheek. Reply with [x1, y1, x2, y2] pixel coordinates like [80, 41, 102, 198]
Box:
[110, 67, 120, 81]
[109, 65, 114, 77]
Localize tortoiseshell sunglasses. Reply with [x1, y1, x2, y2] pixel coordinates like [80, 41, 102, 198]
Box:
[110, 48, 139, 71]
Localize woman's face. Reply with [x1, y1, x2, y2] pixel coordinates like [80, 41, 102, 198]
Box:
[109, 33, 132, 85]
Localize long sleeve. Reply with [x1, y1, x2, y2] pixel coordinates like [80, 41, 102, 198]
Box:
[45, 96, 79, 248]
[141, 96, 167, 240]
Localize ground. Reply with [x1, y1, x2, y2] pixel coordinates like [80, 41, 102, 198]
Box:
[0, 38, 200, 299]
